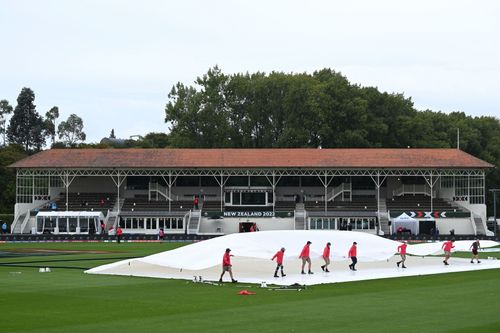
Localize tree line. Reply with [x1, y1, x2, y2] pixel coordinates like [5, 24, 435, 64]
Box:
[165, 67, 500, 214]
[1, 67, 499, 215]
[0, 87, 87, 151]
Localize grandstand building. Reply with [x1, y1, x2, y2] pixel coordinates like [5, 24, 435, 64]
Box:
[9, 148, 494, 236]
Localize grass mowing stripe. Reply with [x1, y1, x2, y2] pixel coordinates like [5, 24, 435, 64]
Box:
[0, 256, 135, 265]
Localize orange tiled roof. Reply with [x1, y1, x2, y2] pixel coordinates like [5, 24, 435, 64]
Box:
[9, 148, 494, 169]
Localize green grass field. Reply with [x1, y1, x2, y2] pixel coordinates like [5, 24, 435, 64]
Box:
[1, 242, 499, 333]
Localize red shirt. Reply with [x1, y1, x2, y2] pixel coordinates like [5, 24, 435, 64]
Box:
[272, 250, 284, 264]
[397, 243, 407, 255]
[323, 245, 330, 258]
[116, 227, 123, 236]
[222, 252, 231, 266]
[442, 241, 454, 252]
[348, 245, 357, 257]
[299, 244, 310, 258]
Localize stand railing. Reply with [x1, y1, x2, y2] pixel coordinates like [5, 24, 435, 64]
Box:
[148, 182, 179, 201]
[326, 183, 352, 201]
[392, 184, 436, 197]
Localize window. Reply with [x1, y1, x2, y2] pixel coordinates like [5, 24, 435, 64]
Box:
[69, 217, 78, 232]
[454, 175, 484, 204]
[309, 217, 376, 230]
[145, 218, 156, 229]
[80, 218, 89, 232]
[58, 217, 68, 232]
[241, 192, 265, 205]
[16, 175, 51, 204]
[233, 192, 241, 205]
[158, 217, 184, 231]
[36, 217, 44, 233]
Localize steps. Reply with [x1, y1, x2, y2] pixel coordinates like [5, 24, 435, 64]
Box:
[378, 196, 390, 235]
[11, 212, 27, 234]
[187, 210, 201, 235]
[294, 208, 307, 230]
[473, 215, 486, 235]
[105, 214, 118, 231]
[327, 183, 352, 201]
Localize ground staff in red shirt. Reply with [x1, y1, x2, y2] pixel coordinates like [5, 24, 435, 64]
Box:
[271, 247, 286, 277]
[348, 242, 358, 271]
[116, 227, 123, 243]
[469, 239, 481, 264]
[219, 248, 237, 283]
[441, 239, 455, 265]
[396, 241, 408, 268]
[299, 241, 313, 274]
[321, 242, 331, 273]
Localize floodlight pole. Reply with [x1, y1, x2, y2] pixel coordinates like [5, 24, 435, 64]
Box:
[490, 189, 499, 237]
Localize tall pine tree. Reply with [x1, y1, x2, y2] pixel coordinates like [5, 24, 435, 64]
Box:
[7, 88, 45, 152]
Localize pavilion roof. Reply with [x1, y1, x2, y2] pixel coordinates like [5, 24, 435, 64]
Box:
[9, 148, 494, 169]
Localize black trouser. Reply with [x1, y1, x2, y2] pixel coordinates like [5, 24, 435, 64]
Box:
[350, 256, 357, 268]
[274, 264, 284, 276]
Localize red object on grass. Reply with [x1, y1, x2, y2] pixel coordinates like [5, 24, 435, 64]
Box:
[238, 290, 256, 295]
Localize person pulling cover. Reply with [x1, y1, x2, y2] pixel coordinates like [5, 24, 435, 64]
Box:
[271, 247, 286, 277]
[299, 241, 313, 274]
[348, 242, 358, 271]
[321, 242, 331, 272]
[396, 241, 408, 268]
[219, 248, 237, 283]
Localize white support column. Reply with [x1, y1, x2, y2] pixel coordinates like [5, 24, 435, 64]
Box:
[377, 174, 380, 233]
[169, 173, 172, 212]
[161, 173, 177, 211]
[266, 172, 282, 216]
[482, 172, 486, 204]
[324, 173, 327, 213]
[468, 174, 470, 203]
[424, 173, 440, 212]
[214, 172, 229, 212]
[111, 173, 127, 214]
[431, 174, 433, 212]
[273, 173, 275, 215]
[32, 175, 35, 203]
[59, 172, 76, 212]
[370, 173, 386, 235]
[316, 173, 334, 213]
[65, 175, 69, 211]
[220, 173, 224, 211]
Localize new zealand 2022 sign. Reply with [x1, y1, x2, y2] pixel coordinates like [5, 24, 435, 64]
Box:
[223, 211, 275, 217]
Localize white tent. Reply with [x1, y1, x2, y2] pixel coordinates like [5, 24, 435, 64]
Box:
[35, 211, 104, 234]
[392, 212, 419, 234]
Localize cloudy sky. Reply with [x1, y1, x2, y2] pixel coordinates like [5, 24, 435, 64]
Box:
[1, 0, 499, 143]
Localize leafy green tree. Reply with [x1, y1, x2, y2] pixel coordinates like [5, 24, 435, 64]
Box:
[0, 144, 27, 213]
[135, 132, 170, 148]
[0, 99, 13, 146]
[57, 114, 86, 147]
[165, 82, 203, 147]
[7, 88, 45, 152]
[44, 106, 59, 146]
